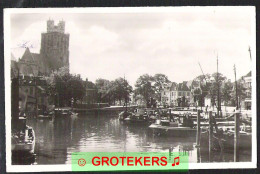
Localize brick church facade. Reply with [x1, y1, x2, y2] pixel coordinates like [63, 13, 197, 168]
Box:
[14, 19, 70, 76]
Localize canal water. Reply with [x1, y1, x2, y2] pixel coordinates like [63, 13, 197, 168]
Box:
[13, 113, 251, 165]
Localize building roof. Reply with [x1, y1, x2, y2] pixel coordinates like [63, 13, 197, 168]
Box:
[244, 71, 251, 77]
[18, 48, 48, 76]
[187, 80, 200, 89]
[168, 81, 190, 91]
[20, 48, 36, 63]
[11, 53, 17, 61]
[169, 82, 177, 91]
[177, 81, 190, 91]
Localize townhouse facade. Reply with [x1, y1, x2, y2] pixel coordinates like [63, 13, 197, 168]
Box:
[161, 81, 192, 107]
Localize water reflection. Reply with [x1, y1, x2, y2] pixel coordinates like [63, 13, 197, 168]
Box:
[16, 113, 251, 165]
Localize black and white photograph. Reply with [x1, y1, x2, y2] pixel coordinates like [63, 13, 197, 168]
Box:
[4, 7, 256, 172]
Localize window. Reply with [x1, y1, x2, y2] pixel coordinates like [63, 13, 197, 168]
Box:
[178, 92, 182, 96]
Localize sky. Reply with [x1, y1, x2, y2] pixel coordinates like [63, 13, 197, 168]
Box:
[9, 7, 255, 87]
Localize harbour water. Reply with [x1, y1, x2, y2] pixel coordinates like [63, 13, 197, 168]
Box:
[12, 113, 251, 165]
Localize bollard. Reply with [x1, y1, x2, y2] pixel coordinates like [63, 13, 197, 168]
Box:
[234, 111, 240, 162]
[196, 110, 201, 146]
[209, 111, 213, 162]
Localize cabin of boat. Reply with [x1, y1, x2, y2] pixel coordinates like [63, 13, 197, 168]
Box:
[149, 113, 196, 137]
[120, 108, 160, 124]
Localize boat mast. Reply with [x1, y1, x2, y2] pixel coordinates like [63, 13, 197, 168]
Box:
[234, 64, 239, 110]
[217, 55, 221, 117]
[124, 74, 127, 111]
[198, 62, 208, 110]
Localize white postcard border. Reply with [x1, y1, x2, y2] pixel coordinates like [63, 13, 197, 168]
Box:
[4, 7, 257, 172]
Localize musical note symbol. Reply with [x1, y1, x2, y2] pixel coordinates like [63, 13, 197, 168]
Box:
[172, 156, 180, 166]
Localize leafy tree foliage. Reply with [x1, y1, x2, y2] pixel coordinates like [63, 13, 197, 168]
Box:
[192, 74, 211, 106]
[95, 77, 133, 105]
[208, 72, 226, 109]
[153, 74, 171, 102]
[231, 80, 247, 107]
[222, 80, 233, 105]
[46, 67, 86, 107]
[95, 78, 111, 103]
[134, 74, 155, 107]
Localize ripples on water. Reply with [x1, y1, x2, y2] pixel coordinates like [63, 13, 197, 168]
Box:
[12, 113, 251, 165]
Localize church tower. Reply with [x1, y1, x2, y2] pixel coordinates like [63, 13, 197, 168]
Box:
[40, 19, 70, 74]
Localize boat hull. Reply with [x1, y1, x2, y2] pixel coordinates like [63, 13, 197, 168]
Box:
[12, 142, 35, 154]
[149, 124, 196, 137]
[12, 127, 35, 154]
[200, 131, 252, 151]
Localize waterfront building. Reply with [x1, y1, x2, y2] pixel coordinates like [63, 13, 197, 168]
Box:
[10, 19, 70, 114]
[161, 81, 192, 107]
[241, 71, 251, 110]
[161, 82, 173, 106]
[10, 69, 50, 115]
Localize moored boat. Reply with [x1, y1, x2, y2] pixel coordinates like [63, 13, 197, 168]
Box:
[149, 113, 196, 137]
[55, 107, 78, 117]
[122, 108, 151, 124]
[37, 111, 54, 120]
[200, 128, 252, 151]
[12, 123, 35, 154]
[149, 122, 197, 137]
[118, 110, 133, 121]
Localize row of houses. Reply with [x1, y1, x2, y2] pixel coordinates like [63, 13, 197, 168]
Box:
[160, 72, 251, 109]
[240, 71, 252, 110]
[161, 81, 195, 107]
[11, 53, 52, 115]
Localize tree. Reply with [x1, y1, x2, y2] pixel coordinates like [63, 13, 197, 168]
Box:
[193, 87, 202, 106]
[208, 72, 226, 109]
[95, 78, 111, 103]
[222, 80, 233, 106]
[192, 74, 211, 107]
[95, 78, 133, 105]
[231, 80, 247, 108]
[84, 79, 98, 104]
[112, 77, 133, 105]
[46, 67, 86, 107]
[153, 74, 171, 102]
[134, 74, 155, 107]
